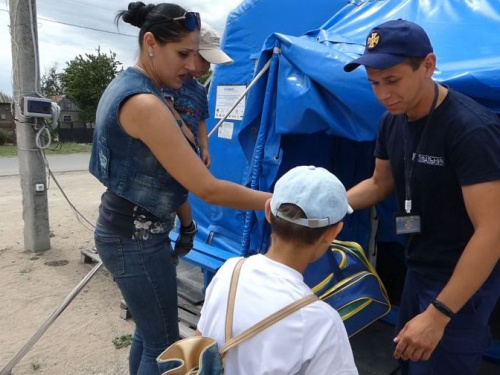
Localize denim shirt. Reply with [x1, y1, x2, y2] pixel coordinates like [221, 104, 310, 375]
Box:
[89, 67, 188, 231]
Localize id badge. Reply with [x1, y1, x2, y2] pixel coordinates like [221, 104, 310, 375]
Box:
[395, 213, 421, 235]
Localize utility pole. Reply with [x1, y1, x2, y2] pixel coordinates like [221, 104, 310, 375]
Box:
[9, 0, 50, 252]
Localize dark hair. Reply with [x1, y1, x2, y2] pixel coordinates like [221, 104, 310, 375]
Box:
[270, 204, 337, 246]
[404, 57, 425, 71]
[116, 2, 192, 47]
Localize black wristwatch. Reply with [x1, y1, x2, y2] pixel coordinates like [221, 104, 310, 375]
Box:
[431, 299, 455, 319]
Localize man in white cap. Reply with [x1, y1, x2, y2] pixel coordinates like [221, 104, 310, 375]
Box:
[163, 23, 234, 263]
[197, 166, 358, 374]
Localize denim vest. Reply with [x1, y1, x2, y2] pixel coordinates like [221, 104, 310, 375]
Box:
[89, 67, 188, 225]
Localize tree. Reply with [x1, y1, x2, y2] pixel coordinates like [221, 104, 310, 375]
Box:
[41, 65, 63, 97]
[197, 70, 212, 87]
[60, 47, 122, 123]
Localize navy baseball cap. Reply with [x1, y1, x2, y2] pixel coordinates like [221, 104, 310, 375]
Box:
[344, 19, 433, 72]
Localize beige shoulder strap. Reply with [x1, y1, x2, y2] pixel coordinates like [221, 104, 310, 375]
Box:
[224, 258, 247, 344]
[220, 293, 318, 357]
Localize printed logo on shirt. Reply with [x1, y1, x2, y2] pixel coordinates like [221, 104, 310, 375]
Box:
[413, 153, 445, 167]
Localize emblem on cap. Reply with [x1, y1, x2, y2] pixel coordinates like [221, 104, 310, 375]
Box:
[366, 32, 380, 49]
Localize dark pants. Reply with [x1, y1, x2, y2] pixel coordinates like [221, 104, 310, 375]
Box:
[396, 266, 500, 375]
[94, 221, 179, 375]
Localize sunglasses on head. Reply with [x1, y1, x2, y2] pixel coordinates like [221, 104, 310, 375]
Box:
[149, 12, 201, 32]
[171, 12, 201, 31]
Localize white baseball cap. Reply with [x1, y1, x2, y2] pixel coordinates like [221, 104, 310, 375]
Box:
[198, 24, 233, 65]
[270, 166, 353, 228]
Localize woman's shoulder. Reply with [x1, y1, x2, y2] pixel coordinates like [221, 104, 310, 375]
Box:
[107, 67, 164, 103]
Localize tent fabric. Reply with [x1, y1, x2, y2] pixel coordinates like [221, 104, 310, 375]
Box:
[190, 0, 349, 252]
[189, 0, 500, 258]
[236, 0, 500, 254]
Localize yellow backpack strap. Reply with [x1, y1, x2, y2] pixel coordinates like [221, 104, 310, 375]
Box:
[224, 258, 247, 344]
[220, 294, 318, 357]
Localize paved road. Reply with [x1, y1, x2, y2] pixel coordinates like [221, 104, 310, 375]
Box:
[0, 152, 90, 176]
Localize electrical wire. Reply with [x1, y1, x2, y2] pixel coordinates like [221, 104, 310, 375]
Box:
[0, 8, 136, 37]
[28, 0, 42, 97]
[38, 149, 96, 232]
[8, 1, 22, 112]
[38, 16, 137, 37]
[35, 126, 51, 149]
[33, 121, 96, 232]
[0, 7, 225, 35]
[34, 120, 52, 150]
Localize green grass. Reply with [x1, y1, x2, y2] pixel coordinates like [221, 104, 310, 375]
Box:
[113, 334, 133, 349]
[0, 143, 92, 157]
[0, 145, 16, 156]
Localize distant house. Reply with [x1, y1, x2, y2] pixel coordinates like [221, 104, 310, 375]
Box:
[51, 95, 86, 129]
[51, 95, 93, 143]
[0, 92, 15, 144]
[0, 92, 15, 131]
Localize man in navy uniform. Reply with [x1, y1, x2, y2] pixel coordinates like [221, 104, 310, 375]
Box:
[345, 19, 500, 374]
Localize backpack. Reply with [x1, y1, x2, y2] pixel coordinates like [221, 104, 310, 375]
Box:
[311, 240, 391, 336]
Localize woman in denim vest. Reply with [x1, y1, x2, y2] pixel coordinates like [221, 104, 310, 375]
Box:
[89, 3, 271, 374]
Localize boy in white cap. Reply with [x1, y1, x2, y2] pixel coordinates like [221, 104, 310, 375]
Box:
[197, 166, 358, 375]
[164, 23, 234, 263]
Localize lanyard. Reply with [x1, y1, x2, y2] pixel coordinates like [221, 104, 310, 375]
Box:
[403, 82, 439, 214]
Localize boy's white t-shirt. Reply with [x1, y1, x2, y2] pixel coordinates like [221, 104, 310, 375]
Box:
[197, 254, 358, 375]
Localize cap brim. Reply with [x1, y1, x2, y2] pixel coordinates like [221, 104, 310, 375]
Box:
[347, 204, 353, 214]
[198, 48, 234, 65]
[344, 53, 406, 72]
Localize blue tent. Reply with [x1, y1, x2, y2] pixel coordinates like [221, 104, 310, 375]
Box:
[239, 0, 500, 256]
[190, 0, 349, 253]
[186, 0, 500, 283]
[194, 0, 500, 256]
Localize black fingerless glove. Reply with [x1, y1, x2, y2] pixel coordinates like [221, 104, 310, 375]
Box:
[172, 221, 197, 266]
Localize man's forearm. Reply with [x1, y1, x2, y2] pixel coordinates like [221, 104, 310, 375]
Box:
[347, 178, 392, 210]
[393, 229, 500, 362]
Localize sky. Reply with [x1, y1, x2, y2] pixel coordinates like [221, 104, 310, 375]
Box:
[0, 0, 243, 96]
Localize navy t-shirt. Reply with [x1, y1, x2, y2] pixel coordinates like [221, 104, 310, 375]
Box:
[375, 89, 500, 280]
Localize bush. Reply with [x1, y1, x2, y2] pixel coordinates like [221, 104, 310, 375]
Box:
[8, 129, 16, 145]
[0, 129, 10, 146]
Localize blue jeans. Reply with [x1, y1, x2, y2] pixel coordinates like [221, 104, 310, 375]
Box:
[396, 266, 500, 375]
[94, 221, 179, 375]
